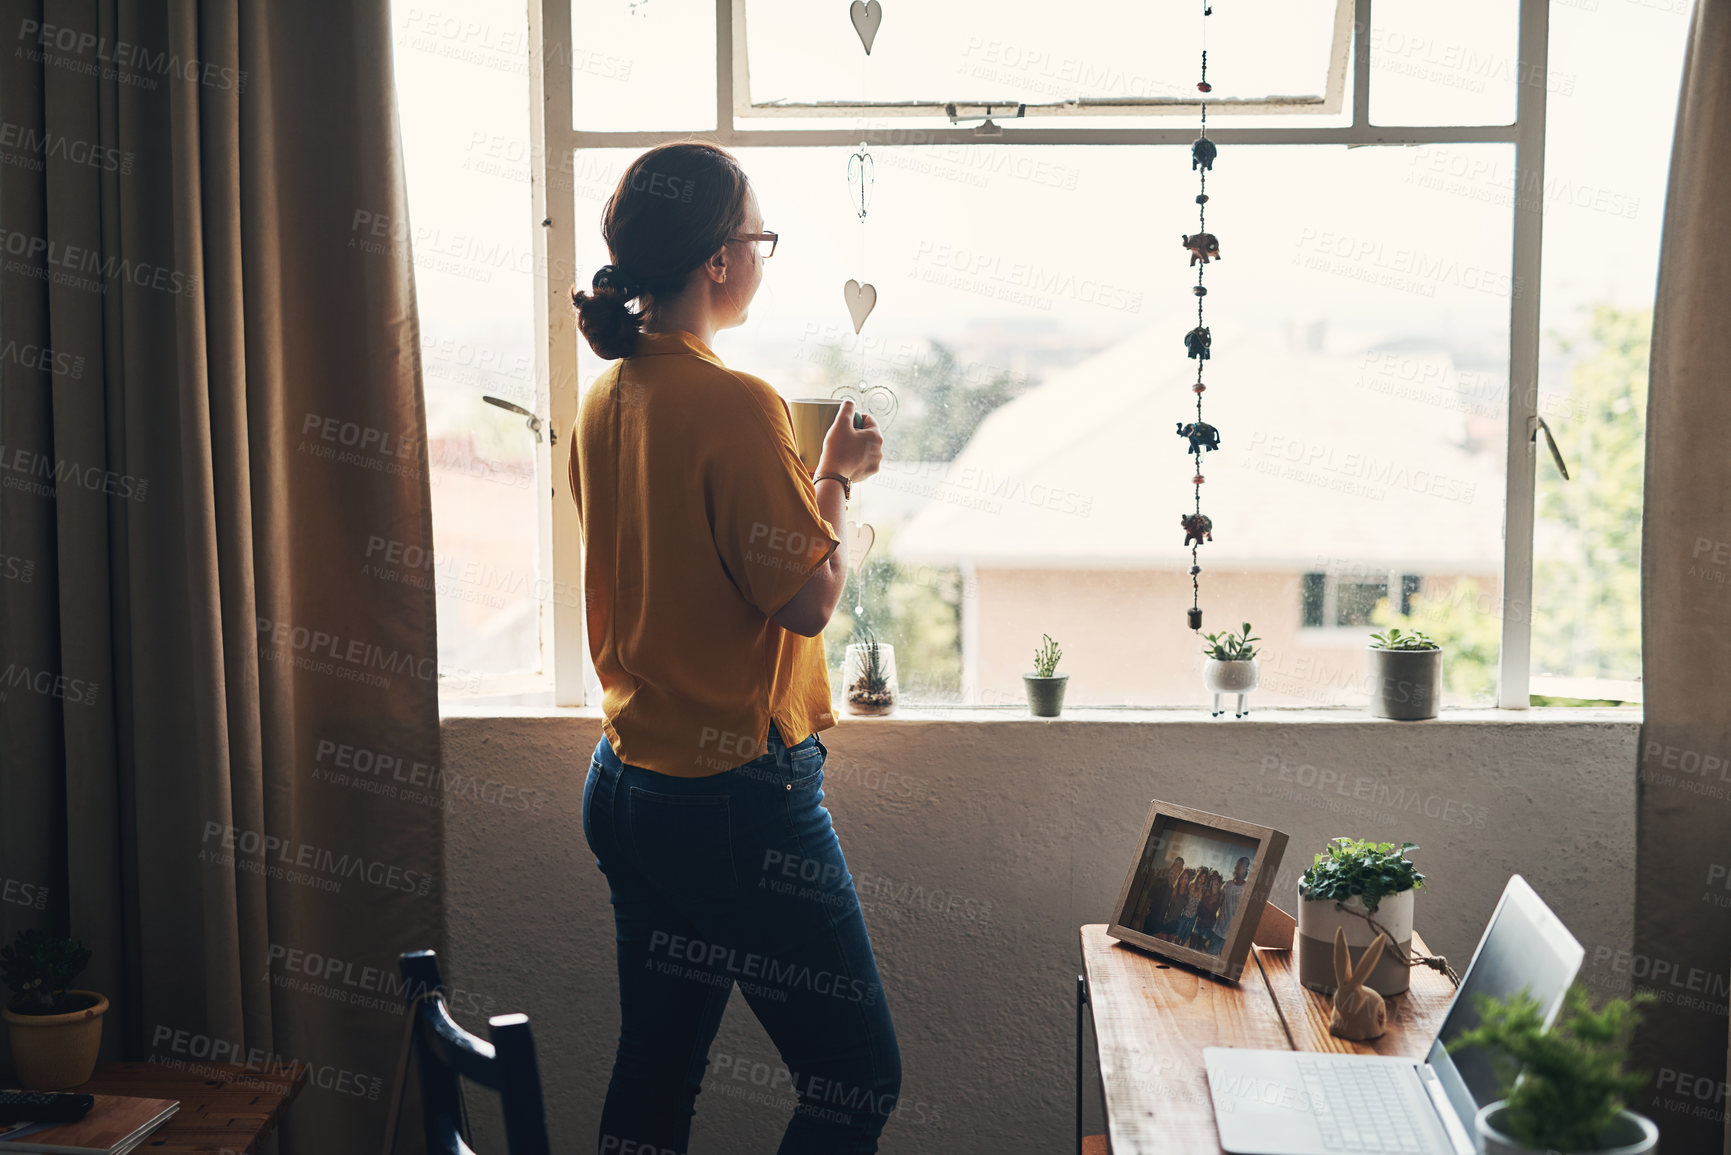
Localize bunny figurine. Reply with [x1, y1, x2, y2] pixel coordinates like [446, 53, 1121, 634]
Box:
[1327, 926, 1390, 1041]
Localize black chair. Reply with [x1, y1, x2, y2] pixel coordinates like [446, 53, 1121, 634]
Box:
[397, 950, 550, 1155]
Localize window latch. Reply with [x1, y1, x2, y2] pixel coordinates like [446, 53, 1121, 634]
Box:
[945, 102, 1026, 136]
[1529, 415, 1570, 480]
[482, 395, 545, 444]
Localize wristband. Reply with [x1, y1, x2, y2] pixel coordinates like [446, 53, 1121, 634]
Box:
[813, 472, 852, 500]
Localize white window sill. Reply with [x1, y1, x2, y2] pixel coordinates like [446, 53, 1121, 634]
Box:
[441, 702, 1642, 726]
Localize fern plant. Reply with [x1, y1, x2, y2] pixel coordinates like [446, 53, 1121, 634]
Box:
[1032, 634, 1063, 678]
[1297, 839, 1424, 913]
[1446, 984, 1651, 1150]
[1, 929, 93, 1015]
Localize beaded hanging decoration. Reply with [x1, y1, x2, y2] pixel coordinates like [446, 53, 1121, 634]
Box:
[1180, 0, 1221, 633]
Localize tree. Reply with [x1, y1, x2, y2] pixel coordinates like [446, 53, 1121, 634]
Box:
[808, 339, 1030, 461]
[1368, 304, 1649, 707]
[1531, 305, 1648, 686]
[805, 339, 1029, 702]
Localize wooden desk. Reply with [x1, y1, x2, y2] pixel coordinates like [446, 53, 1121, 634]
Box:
[1080, 923, 1456, 1154]
[3, 1061, 311, 1154]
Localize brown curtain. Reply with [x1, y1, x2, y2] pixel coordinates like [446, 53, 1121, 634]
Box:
[0, 1, 442, 1151]
[1636, 2, 1731, 1152]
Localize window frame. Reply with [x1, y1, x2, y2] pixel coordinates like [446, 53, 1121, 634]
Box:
[725, 0, 1358, 121]
[528, 0, 1550, 711]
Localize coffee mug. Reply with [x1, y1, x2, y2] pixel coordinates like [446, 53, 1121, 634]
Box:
[790, 398, 851, 472]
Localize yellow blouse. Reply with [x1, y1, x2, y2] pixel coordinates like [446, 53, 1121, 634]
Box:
[569, 329, 839, 776]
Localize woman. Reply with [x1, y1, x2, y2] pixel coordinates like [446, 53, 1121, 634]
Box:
[568, 141, 897, 1154]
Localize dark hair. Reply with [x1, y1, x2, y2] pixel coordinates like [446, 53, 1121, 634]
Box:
[571, 141, 752, 360]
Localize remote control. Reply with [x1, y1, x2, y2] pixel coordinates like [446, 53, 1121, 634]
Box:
[0, 1090, 95, 1124]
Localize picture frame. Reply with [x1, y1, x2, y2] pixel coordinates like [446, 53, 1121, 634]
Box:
[1107, 800, 1289, 982]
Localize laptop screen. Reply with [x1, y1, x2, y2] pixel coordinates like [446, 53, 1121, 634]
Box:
[1427, 875, 1585, 1130]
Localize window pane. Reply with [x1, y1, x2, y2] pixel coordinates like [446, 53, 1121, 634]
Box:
[566, 142, 1511, 707]
[1335, 582, 1387, 628]
[1300, 572, 1326, 628]
[1369, 0, 1521, 127]
[572, 0, 715, 130]
[394, 0, 544, 688]
[1399, 573, 1422, 616]
[1528, 1, 1686, 705]
[744, 0, 1342, 108]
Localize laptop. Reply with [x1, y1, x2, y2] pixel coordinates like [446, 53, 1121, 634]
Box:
[1204, 875, 1584, 1155]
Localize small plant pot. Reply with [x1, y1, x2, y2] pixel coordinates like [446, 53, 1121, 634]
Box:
[1023, 674, 1068, 717]
[1474, 1102, 1658, 1154]
[1297, 888, 1413, 997]
[3, 991, 107, 1089]
[843, 642, 897, 717]
[1202, 657, 1258, 718]
[1367, 646, 1443, 720]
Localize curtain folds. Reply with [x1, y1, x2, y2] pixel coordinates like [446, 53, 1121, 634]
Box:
[1636, 2, 1731, 1152]
[0, 1, 443, 1150]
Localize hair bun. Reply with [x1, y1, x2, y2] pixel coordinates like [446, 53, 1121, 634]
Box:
[592, 263, 643, 299]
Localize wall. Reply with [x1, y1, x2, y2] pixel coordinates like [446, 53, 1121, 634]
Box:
[440, 709, 1639, 1153]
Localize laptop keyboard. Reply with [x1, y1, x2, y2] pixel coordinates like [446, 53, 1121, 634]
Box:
[1294, 1058, 1428, 1154]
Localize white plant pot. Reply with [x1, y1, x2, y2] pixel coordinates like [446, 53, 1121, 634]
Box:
[1367, 646, 1444, 720]
[1475, 1102, 1658, 1154]
[1297, 886, 1414, 997]
[1202, 657, 1258, 718]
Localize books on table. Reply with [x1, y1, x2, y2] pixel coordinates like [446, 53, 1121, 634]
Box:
[0, 1096, 178, 1155]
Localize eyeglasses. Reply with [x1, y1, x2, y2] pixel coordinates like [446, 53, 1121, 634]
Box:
[731, 230, 778, 258]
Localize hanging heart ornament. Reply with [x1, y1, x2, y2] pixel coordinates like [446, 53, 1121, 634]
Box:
[847, 143, 874, 221]
[846, 521, 876, 578]
[831, 379, 899, 430]
[843, 279, 877, 334]
[849, 0, 882, 55]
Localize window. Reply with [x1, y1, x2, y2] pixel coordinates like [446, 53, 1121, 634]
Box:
[458, 0, 1687, 709]
[738, 0, 1353, 116]
[1301, 571, 1423, 630]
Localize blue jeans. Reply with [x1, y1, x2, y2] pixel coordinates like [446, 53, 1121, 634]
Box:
[583, 724, 901, 1154]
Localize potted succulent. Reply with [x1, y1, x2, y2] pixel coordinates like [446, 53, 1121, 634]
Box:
[1, 929, 105, 1090]
[1447, 984, 1658, 1154]
[1201, 622, 1259, 718]
[1367, 626, 1443, 720]
[1296, 839, 1423, 998]
[843, 631, 897, 717]
[1023, 633, 1068, 717]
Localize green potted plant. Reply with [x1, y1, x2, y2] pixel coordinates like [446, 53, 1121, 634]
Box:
[1, 929, 105, 1089]
[1023, 633, 1067, 717]
[1447, 984, 1657, 1154]
[1295, 839, 1423, 998]
[1201, 622, 1259, 718]
[1367, 626, 1443, 720]
[843, 630, 897, 717]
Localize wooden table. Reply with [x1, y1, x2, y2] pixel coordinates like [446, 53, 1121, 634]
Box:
[1079, 920, 1456, 1154]
[0, 1061, 310, 1154]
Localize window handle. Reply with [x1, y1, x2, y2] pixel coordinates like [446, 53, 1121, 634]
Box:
[1529, 415, 1570, 481]
[482, 395, 546, 444]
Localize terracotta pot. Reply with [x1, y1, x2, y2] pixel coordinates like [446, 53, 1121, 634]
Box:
[1296, 888, 1413, 997]
[1023, 674, 1068, 717]
[1475, 1102, 1658, 1154]
[3, 991, 107, 1089]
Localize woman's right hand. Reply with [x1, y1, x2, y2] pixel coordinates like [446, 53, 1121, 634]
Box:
[816, 400, 884, 483]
